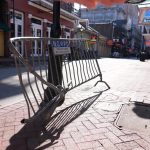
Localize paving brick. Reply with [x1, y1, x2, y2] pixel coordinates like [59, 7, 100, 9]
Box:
[64, 126, 78, 132]
[94, 147, 105, 150]
[106, 117, 116, 122]
[103, 114, 117, 119]
[105, 132, 122, 144]
[140, 134, 150, 143]
[71, 132, 85, 143]
[98, 118, 108, 123]
[82, 120, 96, 130]
[77, 126, 91, 136]
[107, 126, 124, 136]
[90, 128, 109, 134]
[72, 121, 83, 126]
[63, 138, 79, 150]
[87, 116, 100, 124]
[84, 133, 106, 142]
[54, 146, 66, 150]
[77, 141, 102, 150]
[122, 130, 136, 134]
[2, 59, 150, 150]
[132, 147, 145, 150]
[59, 133, 71, 139]
[99, 139, 118, 150]
[0, 131, 4, 137]
[94, 123, 112, 128]
[116, 141, 140, 150]
[5, 117, 15, 123]
[92, 112, 103, 120]
[81, 113, 93, 118]
[3, 129, 15, 140]
[75, 117, 88, 122]
[1, 140, 11, 150]
[135, 139, 150, 150]
[0, 122, 5, 128]
[4, 126, 15, 131]
[119, 134, 141, 142]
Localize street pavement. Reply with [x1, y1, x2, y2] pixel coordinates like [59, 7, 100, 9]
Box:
[0, 58, 150, 150]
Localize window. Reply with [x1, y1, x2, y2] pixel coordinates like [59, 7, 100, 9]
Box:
[31, 18, 41, 25]
[17, 25, 22, 37]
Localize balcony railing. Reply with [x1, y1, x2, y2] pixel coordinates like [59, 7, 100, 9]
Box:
[29, 0, 79, 17]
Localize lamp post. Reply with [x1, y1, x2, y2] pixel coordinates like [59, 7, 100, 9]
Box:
[45, 0, 63, 104]
[12, 0, 15, 37]
[50, 0, 61, 38]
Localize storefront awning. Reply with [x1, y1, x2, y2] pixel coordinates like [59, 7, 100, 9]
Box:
[0, 22, 10, 32]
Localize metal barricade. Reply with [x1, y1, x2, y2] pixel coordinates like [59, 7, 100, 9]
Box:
[9, 37, 109, 123]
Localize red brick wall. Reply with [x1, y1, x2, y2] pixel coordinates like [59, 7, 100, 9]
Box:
[6, 0, 74, 57]
[7, 0, 74, 30]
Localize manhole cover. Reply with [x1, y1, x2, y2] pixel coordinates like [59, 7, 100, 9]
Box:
[115, 102, 150, 134]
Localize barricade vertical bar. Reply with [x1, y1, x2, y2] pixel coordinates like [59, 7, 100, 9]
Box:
[71, 44, 80, 84]
[9, 37, 110, 123]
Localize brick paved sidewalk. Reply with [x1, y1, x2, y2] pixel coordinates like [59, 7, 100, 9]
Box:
[0, 87, 150, 150]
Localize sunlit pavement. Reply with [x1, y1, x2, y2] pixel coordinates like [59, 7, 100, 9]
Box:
[0, 58, 150, 150]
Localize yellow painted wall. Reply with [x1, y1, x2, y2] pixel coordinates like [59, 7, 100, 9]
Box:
[0, 31, 4, 56]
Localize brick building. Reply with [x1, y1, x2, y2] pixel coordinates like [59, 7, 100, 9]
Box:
[0, 0, 79, 57]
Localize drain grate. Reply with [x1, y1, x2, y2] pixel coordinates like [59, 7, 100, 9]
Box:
[115, 102, 150, 134]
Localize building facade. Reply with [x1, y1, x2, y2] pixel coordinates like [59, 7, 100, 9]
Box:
[0, 0, 79, 57]
[80, 4, 142, 56]
[139, 7, 150, 56]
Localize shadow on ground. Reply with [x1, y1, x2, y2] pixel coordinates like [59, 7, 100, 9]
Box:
[6, 92, 103, 150]
[133, 102, 150, 119]
[0, 67, 24, 99]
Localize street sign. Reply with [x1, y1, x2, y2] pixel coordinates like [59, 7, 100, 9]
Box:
[51, 39, 71, 55]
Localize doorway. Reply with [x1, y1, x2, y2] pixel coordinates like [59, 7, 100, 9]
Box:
[0, 30, 4, 56]
[31, 22, 42, 56]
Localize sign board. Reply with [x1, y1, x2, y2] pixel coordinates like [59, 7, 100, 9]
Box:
[51, 40, 71, 55]
[139, 7, 150, 25]
[145, 40, 150, 46]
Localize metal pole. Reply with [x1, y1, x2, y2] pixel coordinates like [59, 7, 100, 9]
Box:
[45, 0, 63, 105]
[51, 0, 61, 38]
[12, 0, 15, 37]
[49, 0, 62, 85]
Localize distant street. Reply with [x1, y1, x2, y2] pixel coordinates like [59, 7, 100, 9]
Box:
[0, 58, 150, 107]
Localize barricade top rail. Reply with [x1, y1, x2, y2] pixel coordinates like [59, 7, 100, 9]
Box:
[10, 37, 89, 42]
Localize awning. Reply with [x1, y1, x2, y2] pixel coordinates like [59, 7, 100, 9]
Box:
[0, 22, 10, 32]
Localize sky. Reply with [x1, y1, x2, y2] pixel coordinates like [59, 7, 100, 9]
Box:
[74, 3, 86, 10]
[136, 0, 150, 8]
